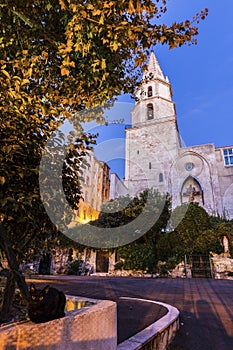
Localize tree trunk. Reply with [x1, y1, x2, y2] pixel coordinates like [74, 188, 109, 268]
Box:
[0, 270, 15, 323]
[0, 226, 29, 302]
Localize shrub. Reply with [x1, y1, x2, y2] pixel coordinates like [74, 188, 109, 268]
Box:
[67, 260, 83, 275]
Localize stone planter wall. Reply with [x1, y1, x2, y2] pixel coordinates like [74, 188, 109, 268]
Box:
[0, 296, 117, 350]
[117, 297, 179, 350]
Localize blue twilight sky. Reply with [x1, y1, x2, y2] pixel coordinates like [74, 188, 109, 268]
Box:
[66, 0, 233, 179]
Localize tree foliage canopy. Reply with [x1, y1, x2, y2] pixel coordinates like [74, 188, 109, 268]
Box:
[0, 0, 208, 245]
[0, 0, 208, 114]
[211, 219, 233, 257]
[156, 203, 223, 265]
[93, 189, 171, 272]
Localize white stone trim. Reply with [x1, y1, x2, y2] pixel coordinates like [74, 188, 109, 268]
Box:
[117, 297, 179, 350]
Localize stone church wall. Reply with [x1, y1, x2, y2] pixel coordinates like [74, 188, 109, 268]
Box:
[170, 145, 223, 215]
[125, 119, 179, 197]
[215, 147, 233, 218]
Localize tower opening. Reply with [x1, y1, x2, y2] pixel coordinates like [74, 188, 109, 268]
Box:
[147, 103, 154, 120]
[148, 86, 153, 97]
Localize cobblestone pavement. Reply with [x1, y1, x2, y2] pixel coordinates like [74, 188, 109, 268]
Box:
[27, 276, 233, 350]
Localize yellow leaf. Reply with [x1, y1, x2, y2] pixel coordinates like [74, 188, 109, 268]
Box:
[41, 51, 48, 59]
[64, 111, 72, 118]
[46, 3, 52, 11]
[1, 69, 10, 79]
[80, 10, 87, 18]
[22, 79, 30, 85]
[70, 3, 77, 12]
[160, 36, 167, 44]
[128, 0, 134, 14]
[27, 67, 32, 76]
[99, 15, 104, 25]
[49, 109, 57, 114]
[59, 0, 66, 10]
[12, 75, 21, 81]
[93, 9, 101, 16]
[0, 176, 6, 185]
[61, 67, 70, 76]
[66, 39, 73, 53]
[74, 42, 80, 51]
[8, 89, 17, 99]
[111, 42, 119, 51]
[87, 4, 94, 10]
[101, 59, 106, 70]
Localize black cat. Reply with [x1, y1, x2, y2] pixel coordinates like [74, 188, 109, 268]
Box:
[28, 283, 66, 323]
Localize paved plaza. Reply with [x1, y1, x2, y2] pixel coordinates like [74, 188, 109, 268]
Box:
[28, 276, 233, 350]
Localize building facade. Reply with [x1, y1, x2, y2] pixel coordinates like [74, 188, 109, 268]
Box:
[109, 173, 128, 200]
[124, 52, 233, 219]
[76, 151, 110, 223]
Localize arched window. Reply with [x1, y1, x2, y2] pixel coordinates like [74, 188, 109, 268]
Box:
[148, 86, 153, 97]
[147, 104, 154, 120]
[159, 173, 163, 182]
[149, 162, 152, 169]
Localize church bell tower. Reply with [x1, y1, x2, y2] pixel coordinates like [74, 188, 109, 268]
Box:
[124, 52, 181, 196]
[132, 52, 176, 126]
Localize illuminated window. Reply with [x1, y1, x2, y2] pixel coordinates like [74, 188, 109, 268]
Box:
[223, 148, 233, 166]
[147, 104, 154, 120]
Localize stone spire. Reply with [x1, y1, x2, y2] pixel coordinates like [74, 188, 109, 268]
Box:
[143, 52, 165, 80]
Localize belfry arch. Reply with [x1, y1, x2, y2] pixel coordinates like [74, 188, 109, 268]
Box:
[181, 176, 204, 205]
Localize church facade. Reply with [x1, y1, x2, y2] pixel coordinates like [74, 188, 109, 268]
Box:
[124, 52, 233, 219]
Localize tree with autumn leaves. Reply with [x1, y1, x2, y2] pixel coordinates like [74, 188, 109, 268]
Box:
[0, 0, 208, 322]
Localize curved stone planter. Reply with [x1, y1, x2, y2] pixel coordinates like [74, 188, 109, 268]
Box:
[0, 296, 117, 350]
[117, 297, 179, 350]
[0, 295, 178, 350]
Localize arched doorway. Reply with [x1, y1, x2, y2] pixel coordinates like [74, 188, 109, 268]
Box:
[181, 176, 204, 205]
